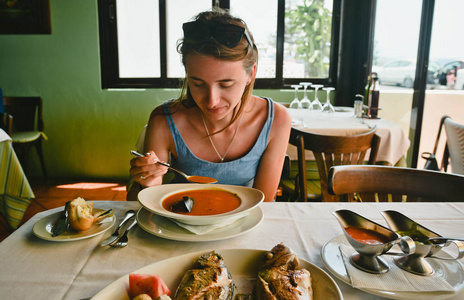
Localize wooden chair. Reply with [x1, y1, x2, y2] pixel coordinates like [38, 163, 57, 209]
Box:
[2, 97, 47, 179]
[444, 117, 464, 175]
[286, 126, 380, 202]
[328, 165, 464, 202]
[1, 112, 13, 136]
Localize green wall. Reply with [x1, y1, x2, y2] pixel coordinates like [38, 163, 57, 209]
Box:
[0, 0, 296, 180]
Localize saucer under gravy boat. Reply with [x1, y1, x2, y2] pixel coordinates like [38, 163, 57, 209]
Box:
[381, 210, 464, 276]
[333, 209, 416, 274]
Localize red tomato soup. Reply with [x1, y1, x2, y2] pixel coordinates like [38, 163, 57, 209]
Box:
[345, 226, 392, 245]
[162, 189, 241, 216]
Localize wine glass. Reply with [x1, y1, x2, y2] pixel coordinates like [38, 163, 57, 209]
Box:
[322, 87, 335, 113]
[299, 82, 312, 109]
[289, 85, 302, 109]
[311, 84, 323, 111]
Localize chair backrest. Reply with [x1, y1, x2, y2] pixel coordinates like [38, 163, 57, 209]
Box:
[289, 126, 381, 202]
[444, 117, 464, 175]
[328, 165, 464, 202]
[1, 113, 13, 136]
[2, 97, 43, 132]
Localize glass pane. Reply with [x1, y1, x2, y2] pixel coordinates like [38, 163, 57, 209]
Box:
[429, 0, 464, 91]
[372, 0, 422, 90]
[419, 0, 464, 170]
[284, 0, 333, 78]
[231, 0, 278, 78]
[116, 0, 160, 78]
[166, 0, 211, 78]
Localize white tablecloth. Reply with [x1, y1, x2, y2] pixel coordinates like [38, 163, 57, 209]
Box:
[287, 109, 410, 165]
[1, 201, 464, 299]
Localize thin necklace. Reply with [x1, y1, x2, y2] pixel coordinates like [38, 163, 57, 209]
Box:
[201, 112, 244, 163]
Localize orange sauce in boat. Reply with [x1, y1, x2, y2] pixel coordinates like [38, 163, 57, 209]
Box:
[162, 189, 241, 216]
[187, 176, 217, 184]
[345, 226, 391, 245]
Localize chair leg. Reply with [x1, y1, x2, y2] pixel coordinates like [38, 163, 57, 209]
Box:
[35, 139, 48, 181]
[13, 143, 31, 175]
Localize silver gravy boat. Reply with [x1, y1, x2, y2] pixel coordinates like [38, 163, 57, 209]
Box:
[381, 210, 464, 276]
[333, 209, 416, 274]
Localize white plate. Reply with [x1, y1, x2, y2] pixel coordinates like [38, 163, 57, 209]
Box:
[136, 206, 263, 242]
[334, 106, 354, 112]
[321, 234, 464, 299]
[138, 183, 264, 225]
[32, 208, 116, 242]
[92, 248, 343, 300]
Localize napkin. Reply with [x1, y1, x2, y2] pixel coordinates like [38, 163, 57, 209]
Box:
[171, 214, 247, 235]
[339, 244, 455, 292]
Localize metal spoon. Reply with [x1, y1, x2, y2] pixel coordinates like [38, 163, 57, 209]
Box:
[130, 150, 217, 184]
[110, 217, 138, 248]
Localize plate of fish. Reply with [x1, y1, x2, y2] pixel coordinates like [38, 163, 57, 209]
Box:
[92, 243, 343, 300]
[138, 183, 264, 226]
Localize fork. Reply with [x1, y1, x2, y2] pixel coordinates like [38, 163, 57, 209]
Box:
[110, 217, 138, 248]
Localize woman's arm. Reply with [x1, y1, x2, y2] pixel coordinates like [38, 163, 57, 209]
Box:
[129, 107, 171, 188]
[253, 102, 291, 202]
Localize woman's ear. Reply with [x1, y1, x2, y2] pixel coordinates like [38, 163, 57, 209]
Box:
[247, 63, 257, 85]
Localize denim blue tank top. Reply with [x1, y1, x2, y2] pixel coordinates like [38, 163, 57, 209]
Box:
[164, 97, 275, 187]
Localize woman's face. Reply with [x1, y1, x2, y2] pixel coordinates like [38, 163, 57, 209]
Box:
[186, 54, 255, 122]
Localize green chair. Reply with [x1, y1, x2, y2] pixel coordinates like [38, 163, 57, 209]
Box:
[3, 97, 47, 180]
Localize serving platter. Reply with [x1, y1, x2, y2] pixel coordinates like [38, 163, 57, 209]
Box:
[138, 183, 264, 225]
[136, 206, 263, 242]
[32, 208, 116, 242]
[321, 234, 464, 299]
[92, 248, 343, 300]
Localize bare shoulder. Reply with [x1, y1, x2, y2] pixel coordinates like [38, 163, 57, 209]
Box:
[272, 99, 292, 128]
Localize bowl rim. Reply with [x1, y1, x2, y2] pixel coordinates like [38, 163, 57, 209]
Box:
[138, 183, 264, 224]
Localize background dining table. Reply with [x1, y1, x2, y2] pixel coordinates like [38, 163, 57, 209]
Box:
[0, 128, 35, 229]
[287, 108, 410, 166]
[1, 200, 464, 300]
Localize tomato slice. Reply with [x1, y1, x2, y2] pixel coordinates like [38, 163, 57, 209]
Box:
[129, 274, 171, 299]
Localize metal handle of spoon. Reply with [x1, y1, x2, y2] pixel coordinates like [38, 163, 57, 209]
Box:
[130, 150, 190, 179]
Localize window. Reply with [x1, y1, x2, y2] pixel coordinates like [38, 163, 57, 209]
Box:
[98, 0, 340, 89]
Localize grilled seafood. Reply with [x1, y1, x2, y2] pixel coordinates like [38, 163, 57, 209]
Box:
[174, 251, 235, 300]
[256, 243, 312, 300]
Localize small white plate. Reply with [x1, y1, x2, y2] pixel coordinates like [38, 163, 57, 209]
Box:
[334, 106, 354, 113]
[92, 248, 343, 300]
[138, 183, 264, 225]
[32, 208, 116, 242]
[136, 206, 263, 242]
[321, 234, 464, 299]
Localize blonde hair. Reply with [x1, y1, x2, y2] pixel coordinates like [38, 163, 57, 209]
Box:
[173, 9, 258, 132]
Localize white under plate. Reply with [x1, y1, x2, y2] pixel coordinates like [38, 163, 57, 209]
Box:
[138, 183, 264, 226]
[137, 206, 263, 242]
[32, 208, 116, 242]
[92, 248, 343, 300]
[321, 234, 464, 299]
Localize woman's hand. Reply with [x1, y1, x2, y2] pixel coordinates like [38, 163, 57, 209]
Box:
[130, 150, 168, 187]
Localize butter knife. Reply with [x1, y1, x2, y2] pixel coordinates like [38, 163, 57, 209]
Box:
[100, 210, 136, 246]
[52, 201, 70, 237]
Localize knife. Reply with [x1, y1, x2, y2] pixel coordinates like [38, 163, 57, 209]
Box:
[100, 210, 136, 246]
[52, 201, 70, 237]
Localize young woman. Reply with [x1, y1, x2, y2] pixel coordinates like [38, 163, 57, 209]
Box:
[129, 9, 291, 202]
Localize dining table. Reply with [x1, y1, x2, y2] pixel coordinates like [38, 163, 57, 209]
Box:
[1, 200, 464, 300]
[0, 128, 35, 229]
[286, 108, 410, 166]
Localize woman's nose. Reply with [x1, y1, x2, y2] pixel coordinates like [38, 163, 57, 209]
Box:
[205, 87, 220, 108]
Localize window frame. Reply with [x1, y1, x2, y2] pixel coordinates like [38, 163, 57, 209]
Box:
[97, 0, 340, 89]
